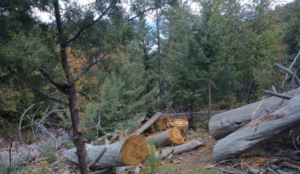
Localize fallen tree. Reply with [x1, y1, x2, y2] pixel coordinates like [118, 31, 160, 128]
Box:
[213, 95, 300, 162]
[64, 135, 147, 168]
[209, 88, 300, 140]
[146, 127, 185, 147]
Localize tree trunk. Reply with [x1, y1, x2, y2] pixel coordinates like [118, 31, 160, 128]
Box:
[209, 88, 300, 140]
[159, 139, 203, 160]
[213, 94, 300, 162]
[53, 1, 89, 173]
[208, 80, 211, 120]
[65, 135, 148, 169]
[146, 127, 185, 147]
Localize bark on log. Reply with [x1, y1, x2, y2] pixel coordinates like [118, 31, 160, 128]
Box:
[146, 127, 185, 147]
[213, 95, 300, 162]
[162, 111, 224, 119]
[133, 112, 162, 135]
[209, 88, 300, 140]
[159, 139, 203, 159]
[64, 135, 147, 168]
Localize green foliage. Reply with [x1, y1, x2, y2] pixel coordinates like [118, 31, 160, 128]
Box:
[142, 138, 161, 174]
[39, 139, 56, 163]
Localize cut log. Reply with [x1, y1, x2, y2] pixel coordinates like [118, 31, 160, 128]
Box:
[162, 111, 224, 119]
[159, 139, 203, 159]
[146, 127, 185, 147]
[133, 112, 162, 135]
[64, 135, 147, 168]
[168, 117, 189, 137]
[213, 95, 300, 162]
[209, 88, 300, 140]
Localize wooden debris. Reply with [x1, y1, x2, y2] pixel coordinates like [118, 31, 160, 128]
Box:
[209, 88, 300, 140]
[213, 95, 300, 162]
[133, 112, 162, 135]
[146, 127, 185, 147]
[159, 139, 202, 160]
[168, 117, 189, 137]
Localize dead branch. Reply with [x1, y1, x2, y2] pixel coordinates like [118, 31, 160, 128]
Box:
[261, 89, 292, 100]
[88, 146, 108, 168]
[274, 63, 300, 87]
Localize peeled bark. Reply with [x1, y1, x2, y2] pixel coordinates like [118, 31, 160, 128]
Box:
[213, 95, 300, 162]
[209, 88, 300, 140]
[64, 135, 147, 168]
[159, 139, 203, 159]
[146, 127, 185, 147]
[133, 112, 162, 135]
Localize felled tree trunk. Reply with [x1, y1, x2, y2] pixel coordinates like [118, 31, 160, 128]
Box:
[146, 127, 185, 147]
[159, 139, 203, 160]
[209, 88, 300, 140]
[64, 135, 147, 168]
[213, 95, 300, 162]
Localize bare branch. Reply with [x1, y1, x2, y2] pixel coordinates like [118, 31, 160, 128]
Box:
[74, 52, 108, 82]
[26, 83, 63, 103]
[88, 146, 108, 168]
[261, 89, 292, 100]
[274, 63, 300, 87]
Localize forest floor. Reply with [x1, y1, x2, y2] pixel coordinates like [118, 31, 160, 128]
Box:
[1, 116, 298, 174]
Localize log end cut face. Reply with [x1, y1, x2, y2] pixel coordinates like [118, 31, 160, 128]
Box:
[169, 127, 185, 144]
[169, 118, 189, 128]
[120, 135, 148, 165]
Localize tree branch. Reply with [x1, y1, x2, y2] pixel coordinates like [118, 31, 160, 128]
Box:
[66, 0, 118, 46]
[73, 52, 108, 82]
[26, 83, 63, 103]
[261, 89, 292, 100]
[274, 63, 300, 87]
[39, 68, 70, 93]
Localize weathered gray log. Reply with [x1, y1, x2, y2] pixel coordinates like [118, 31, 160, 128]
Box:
[65, 143, 125, 168]
[209, 88, 300, 140]
[133, 112, 162, 135]
[159, 139, 202, 159]
[162, 111, 225, 119]
[147, 130, 172, 147]
[213, 95, 300, 162]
